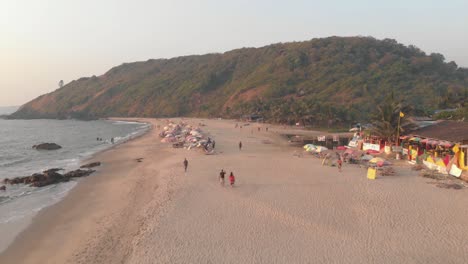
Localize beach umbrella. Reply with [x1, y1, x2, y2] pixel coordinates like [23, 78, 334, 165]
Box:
[369, 157, 385, 163]
[409, 137, 421, 142]
[361, 154, 374, 160]
[438, 141, 453, 148]
[315, 146, 329, 153]
[349, 127, 359, 132]
[420, 138, 429, 144]
[303, 144, 316, 150]
[336, 146, 347, 150]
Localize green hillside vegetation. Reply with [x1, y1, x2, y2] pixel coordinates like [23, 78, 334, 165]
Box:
[10, 36, 468, 126]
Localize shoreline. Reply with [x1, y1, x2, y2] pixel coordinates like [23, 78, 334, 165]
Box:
[0, 118, 153, 258]
[2, 118, 468, 263]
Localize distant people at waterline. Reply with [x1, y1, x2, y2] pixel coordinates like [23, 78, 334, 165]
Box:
[239, 141, 242, 151]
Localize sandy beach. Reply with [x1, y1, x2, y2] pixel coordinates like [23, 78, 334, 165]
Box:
[1, 118, 468, 264]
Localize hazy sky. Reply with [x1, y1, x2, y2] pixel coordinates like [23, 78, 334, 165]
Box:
[1, 0, 467, 106]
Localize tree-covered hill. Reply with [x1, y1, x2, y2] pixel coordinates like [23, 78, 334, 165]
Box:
[10, 36, 468, 125]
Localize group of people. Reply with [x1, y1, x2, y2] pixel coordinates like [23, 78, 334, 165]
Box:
[219, 169, 235, 187]
[182, 160, 236, 187]
[96, 137, 115, 144]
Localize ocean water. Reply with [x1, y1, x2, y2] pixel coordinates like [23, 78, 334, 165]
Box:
[0, 119, 150, 252]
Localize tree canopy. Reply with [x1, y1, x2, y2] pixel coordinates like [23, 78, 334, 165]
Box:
[10, 36, 468, 125]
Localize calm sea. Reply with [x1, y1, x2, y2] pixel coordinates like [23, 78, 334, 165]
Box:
[0, 119, 150, 252]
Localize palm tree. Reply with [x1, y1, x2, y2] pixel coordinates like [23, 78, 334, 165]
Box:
[370, 95, 415, 143]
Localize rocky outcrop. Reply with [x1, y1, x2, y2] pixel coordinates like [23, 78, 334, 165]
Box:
[2, 168, 95, 187]
[33, 143, 62, 150]
[80, 162, 101, 169]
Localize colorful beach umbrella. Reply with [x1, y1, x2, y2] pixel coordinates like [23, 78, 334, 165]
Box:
[438, 141, 453, 148]
[303, 144, 316, 150]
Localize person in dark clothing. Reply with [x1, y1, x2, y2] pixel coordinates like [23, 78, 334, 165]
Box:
[219, 169, 226, 186]
[111, 137, 114, 144]
[183, 158, 188, 172]
[239, 141, 242, 151]
[212, 140, 216, 149]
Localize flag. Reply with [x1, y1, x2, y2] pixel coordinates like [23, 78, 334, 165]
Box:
[452, 144, 460, 153]
[399, 111, 405, 118]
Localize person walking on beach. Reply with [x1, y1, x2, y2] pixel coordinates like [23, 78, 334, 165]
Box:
[219, 169, 226, 186]
[111, 137, 114, 144]
[337, 156, 343, 172]
[229, 172, 235, 187]
[212, 140, 216, 149]
[183, 158, 188, 172]
[239, 141, 242, 151]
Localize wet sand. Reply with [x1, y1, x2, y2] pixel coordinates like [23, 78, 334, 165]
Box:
[1, 118, 468, 264]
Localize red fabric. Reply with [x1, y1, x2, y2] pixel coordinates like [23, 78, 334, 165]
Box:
[443, 155, 450, 166]
[418, 148, 424, 156]
[229, 175, 235, 183]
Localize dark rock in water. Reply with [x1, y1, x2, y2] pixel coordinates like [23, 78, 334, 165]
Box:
[63, 169, 95, 178]
[0, 185, 5, 191]
[33, 143, 62, 150]
[3, 168, 95, 187]
[44, 168, 64, 173]
[80, 162, 101, 168]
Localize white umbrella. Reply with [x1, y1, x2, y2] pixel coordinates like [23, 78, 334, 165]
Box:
[315, 146, 329, 153]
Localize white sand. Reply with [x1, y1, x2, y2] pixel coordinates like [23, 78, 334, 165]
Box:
[1, 118, 468, 264]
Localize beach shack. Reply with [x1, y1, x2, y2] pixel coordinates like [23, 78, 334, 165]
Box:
[402, 121, 468, 178]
